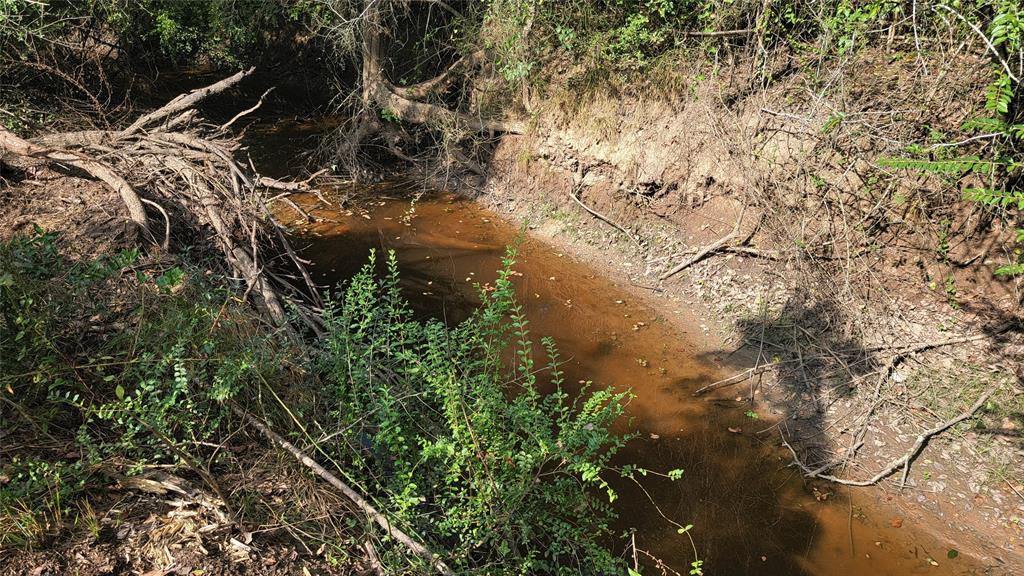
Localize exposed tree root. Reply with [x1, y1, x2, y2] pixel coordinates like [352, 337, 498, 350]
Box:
[331, 1, 522, 171]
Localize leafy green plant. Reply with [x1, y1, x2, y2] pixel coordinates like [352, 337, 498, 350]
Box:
[316, 248, 654, 573]
[0, 229, 276, 546]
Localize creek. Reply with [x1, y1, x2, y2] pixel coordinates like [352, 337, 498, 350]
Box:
[251, 122, 979, 576]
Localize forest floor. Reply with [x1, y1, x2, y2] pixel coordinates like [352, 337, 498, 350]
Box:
[0, 165, 359, 576]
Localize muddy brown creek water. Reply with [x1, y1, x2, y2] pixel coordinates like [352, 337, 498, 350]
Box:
[272, 182, 986, 576]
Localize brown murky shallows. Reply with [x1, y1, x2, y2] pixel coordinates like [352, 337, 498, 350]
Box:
[278, 185, 981, 576]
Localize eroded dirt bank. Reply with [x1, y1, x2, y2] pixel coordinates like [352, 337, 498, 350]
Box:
[470, 48, 1024, 573]
[279, 189, 1003, 575]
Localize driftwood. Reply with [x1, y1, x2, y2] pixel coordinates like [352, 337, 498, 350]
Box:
[0, 70, 319, 329]
[233, 406, 455, 576]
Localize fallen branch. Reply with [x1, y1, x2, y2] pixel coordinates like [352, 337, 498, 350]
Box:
[120, 67, 255, 136]
[660, 206, 747, 281]
[693, 362, 779, 396]
[783, 386, 998, 487]
[0, 126, 151, 239]
[390, 49, 489, 101]
[372, 83, 524, 134]
[569, 182, 643, 249]
[220, 87, 273, 131]
[233, 406, 454, 575]
[258, 168, 327, 192]
[835, 327, 1010, 471]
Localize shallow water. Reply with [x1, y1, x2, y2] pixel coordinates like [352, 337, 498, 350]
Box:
[279, 185, 981, 576]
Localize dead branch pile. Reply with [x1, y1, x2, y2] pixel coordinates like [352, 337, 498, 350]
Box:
[0, 68, 319, 329]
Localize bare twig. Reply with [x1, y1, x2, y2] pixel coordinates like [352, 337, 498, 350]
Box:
[140, 198, 170, 250]
[660, 206, 746, 281]
[220, 87, 274, 131]
[693, 362, 780, 396]
[569, 182, 643, 249]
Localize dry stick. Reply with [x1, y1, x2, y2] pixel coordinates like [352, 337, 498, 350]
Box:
[693, 362, 780, 396]
[165, 156, 289, 328]
[569, 183, 643, 249]
[260, 203, 325, 310]
[363, 540, 385, 576]
[680, 28, 754, 38]
[220, 87, 274, 131]
[120, 67, 255, 136]
[140, 198, 171, 251]
[232, 407, 455, 576]
[259, 173, 321, 192]
[782, 386, 998, 487]
[279, 197, 314, 222]
[660, 205, 746, 281]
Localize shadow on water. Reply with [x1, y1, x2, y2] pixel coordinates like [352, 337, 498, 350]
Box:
[281, 187, 992, 576]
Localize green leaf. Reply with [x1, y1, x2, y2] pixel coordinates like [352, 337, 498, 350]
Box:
[155, 267, 185, 292]
[995, 263, 1024, 277]
[115, 385, 125, 400]
[947, 549, 959, 559]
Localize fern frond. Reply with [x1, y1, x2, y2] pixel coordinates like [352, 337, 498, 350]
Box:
[963, 187, 1024, 210]
[879, 156, 999, 176]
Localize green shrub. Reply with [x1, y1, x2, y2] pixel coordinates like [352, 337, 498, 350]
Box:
[317, 248, 635, 574]
[0, 229, 275, 546]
